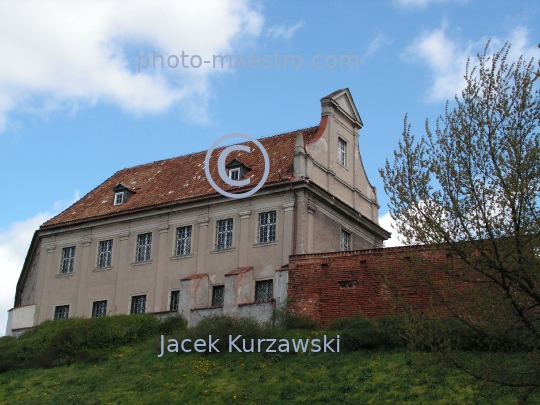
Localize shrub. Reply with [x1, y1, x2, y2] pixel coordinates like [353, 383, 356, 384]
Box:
[171, 316, 273, 353]
[328, 315, 407, 351]
[275, 309, 319, 331]
[158, 315, 188, 335]
[0, 314, 181, 372]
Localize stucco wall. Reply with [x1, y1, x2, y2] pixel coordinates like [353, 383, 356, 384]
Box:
[32, 189, 296, 325]
[5, 304, 36, 336]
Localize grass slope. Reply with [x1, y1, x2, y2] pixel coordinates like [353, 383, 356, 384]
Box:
[0, 335, 512, 405]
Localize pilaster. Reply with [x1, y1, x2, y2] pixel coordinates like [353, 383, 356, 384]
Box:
[238, 209, 251, 267]
[196, 217, 209, 273]
[113, 230, 130, 314]
[75, 237, 92, 317]
[154, 222, 169, 312]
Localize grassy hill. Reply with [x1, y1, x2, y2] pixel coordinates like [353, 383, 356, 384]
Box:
[0, 315, 520, 404]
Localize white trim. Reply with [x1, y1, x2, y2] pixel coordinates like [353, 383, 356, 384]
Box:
[228, 167, 240, 180]
[114, 192, 125, 205]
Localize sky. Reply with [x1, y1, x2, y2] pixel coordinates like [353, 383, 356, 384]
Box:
[0, 0, 539, 334]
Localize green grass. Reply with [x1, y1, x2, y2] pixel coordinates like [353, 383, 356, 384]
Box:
[0, 315, 524, 404]
[0, 335, 517, 405]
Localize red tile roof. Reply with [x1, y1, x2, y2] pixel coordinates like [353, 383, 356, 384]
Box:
[42, 126, 320, 228]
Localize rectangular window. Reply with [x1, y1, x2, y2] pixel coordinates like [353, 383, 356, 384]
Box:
[114, 192, 124, 205]
[170, 290, 180, 311]
[60, 246, 76, 274]
[175, 226, 192, 256]
[216, 219, 233, 250]
[341, 230, 351, 252]
[229, 168, 240, 180]
[212, 285, 225, 307]
[130, 295, 146, 314]
[258, 211, 276, 243]
[255, 280, 273, 302]
[54, 305, 69, 320]
[338, 137, 347, 167]
[92, 300, 107, 317]
[97, 240, 113, 268]
[136, 233, 152, 262]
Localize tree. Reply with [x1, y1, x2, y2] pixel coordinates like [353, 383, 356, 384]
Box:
[380, 40, 540, 403]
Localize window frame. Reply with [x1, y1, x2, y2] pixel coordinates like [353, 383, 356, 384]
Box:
[211, 285, 225, 307]
[254, 280, 273, 302]
[97, 239, 113, 268]
[114, 191, 125, 205]
[136, 232, 152, 262]
[169, 290, 180, 311]
[92, 300, 107, 318]
[337, 137, 347, 167]
[215, 218, 234, 251]
[228, 167, 240, 180]
[130, 295, 147, 314]
[54, 305, 69, 320]
[60, 246, 76, 274]
[175, 225, 192, 256]
[258, 211, 277, 244]
[341, 229, 351, 252]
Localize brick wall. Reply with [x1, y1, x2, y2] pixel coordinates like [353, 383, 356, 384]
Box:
[287, 245, 453, 325]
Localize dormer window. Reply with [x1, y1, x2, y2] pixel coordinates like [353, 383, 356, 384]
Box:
[225, 158, 250, 181]
[112, 183, 134, 206]
[114, 192, 125, 205]
[229, 168, 240, 180]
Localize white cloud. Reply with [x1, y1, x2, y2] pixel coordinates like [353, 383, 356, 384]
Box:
[379, 212, 405, 248]
[0, 0, 264, 131]
[403, 25, 540, 102]
[266, 20, 304, 40]
[0, 192, 79, 336]
[364, 33, 393, 58]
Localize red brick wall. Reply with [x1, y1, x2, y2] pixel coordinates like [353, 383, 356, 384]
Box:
[287, 246, 452, 325]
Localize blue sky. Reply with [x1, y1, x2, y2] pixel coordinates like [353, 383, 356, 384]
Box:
[0, 0, 539, 333]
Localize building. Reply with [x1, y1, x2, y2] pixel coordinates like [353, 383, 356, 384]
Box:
[6, 88, 390, 336]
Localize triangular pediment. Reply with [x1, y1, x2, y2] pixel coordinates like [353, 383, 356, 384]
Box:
[322, 88, 363, 127]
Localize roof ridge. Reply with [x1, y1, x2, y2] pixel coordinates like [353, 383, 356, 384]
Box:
[117, 124, 319, 173]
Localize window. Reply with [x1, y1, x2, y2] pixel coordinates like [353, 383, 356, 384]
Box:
[92, 300, 107, 317]
[175, 226, 192, 256]
[258, 211, 276, 243]
[136, 233, 152, 262]
[338, 137, 347, 167]
[341, 230, 351, 252]
[131, 295, 146, 314]
[212, 285, 225, 307]
[255, 280, 273, 302]
[60, 246, 76, 274]
[170, 290, 180, 311]
[97, 240, 113, 268]
[216, 219, 233, 250]
[114, 192, 125, 205]
[229, 167, 240, 180]
[54, 305, 69, 320]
